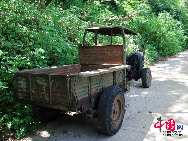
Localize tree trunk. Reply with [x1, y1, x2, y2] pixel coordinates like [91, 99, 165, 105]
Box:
[39, 0, 52, 9]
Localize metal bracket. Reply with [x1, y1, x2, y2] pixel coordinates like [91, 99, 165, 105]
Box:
[71, 77, 78, 106]
[113, 71, 116, 85]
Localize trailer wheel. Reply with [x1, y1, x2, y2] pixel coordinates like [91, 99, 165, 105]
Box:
[32, 106, 60, 122]
[142, 68, 152, 88]
[97, 86, 125, 136]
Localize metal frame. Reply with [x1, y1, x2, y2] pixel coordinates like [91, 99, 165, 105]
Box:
[82, 26, 130, 91]
[83, 30, 87, 46]
[83, 27, 127, 65]
[95, 30, 97, 45]
[120, 27, 126, 65]
[111, 29, 113, 45]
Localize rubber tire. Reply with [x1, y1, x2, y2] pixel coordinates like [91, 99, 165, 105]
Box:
[141, 68, 152, 88]
[32, 106, 60, 122]
[97, 86, 125, 136]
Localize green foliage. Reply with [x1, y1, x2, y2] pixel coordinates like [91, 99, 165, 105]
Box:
[145, 0, 188, 48]
[0, 103, 38, 138]
[0, 0, 78, 138]
[149, 0, 188, 24]
[144, 44, 159, 66]
[129, 12, 186, 56]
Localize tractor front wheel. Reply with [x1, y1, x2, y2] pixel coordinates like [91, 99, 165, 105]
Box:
[141, 68, 152, 88]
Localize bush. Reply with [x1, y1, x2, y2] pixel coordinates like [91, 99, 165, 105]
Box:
[129, 12, 186, 56]
[0, 0, 78, 138]
[144, 44, 159, 66]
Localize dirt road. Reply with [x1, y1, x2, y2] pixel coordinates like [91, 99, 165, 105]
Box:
[26, 50, 188, 141]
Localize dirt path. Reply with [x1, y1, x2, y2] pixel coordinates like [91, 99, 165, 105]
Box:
[26, 51, 188, 141]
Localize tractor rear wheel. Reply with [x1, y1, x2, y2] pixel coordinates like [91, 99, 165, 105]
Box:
[97, 86, 125, 136]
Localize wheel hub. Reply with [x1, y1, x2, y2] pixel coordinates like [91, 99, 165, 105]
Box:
[111, 94, 123, 126]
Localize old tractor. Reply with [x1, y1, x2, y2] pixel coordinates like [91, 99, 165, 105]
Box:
[14, 26, 152, 135]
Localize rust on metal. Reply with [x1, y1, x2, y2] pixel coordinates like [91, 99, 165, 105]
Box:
[123, 68, 126, 91]
[86, 26, 137, 36]
[111, 93, 124, 126]
[79, 45, 124, 65]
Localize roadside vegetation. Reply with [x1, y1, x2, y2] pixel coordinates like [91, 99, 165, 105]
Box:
[0, 0, 187, 139]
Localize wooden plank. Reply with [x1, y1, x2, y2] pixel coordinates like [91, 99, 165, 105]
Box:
[31, 74, 50, 103]
[103, 72, 113, 88]
[115, 70, 124, 85]
[91, 75, 103, 94]
[14, 74, 30, 100]
[14, 64, 81, 109]
[14, 64, 81, 74]
[71, 77, 89, 101]
[51, 75, 69, 105]
[81, 64, 119, 72]
[70, 65, 128, 77]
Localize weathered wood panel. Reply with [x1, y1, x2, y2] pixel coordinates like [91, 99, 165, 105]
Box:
[91, 75, 103, 95]
[14, 74, 30, 100]
[79, 45, 124, 65]
[14, 64, 81, 105]
[71, 77, 89, 101]
[31, 74, 50, 103]
[14, 62, 127, 111]
[115, 70, 124, 86]
[81, 64, 119, 72]
[51, 75, 69, 106]
[103, 72, 113, 88]
[14, 64, 81, 74]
